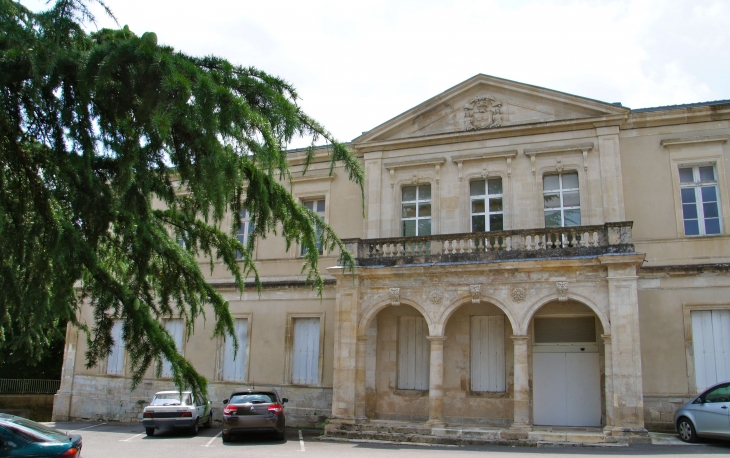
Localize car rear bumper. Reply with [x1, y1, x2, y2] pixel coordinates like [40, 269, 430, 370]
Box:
[222, 414, 283, 433]
[142, 418, 197, 429]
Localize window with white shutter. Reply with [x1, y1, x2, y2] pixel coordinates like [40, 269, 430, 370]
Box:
[470, 316, 505, 392]
[397, 316, 430, 390]
[221, 318, 249, 382]
[106, 320, 125, 375]
[161, 319, 184, 379]
[692, 310, 730, 391]
[291, 317, 321, 385]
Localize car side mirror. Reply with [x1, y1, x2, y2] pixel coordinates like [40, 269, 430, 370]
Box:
[282, 398, 288, 404]
[223, 399, 229, 404]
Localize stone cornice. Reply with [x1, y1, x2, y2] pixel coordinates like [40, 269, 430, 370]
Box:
[523, 142, 594, 156]
[451, 150, 518, 163]
[289, 172, 337, 183]
[660, 135, 730, 148]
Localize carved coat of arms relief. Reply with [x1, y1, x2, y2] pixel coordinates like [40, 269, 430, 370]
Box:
[463, 95, 504, 130]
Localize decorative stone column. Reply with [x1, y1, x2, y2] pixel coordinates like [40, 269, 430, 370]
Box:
[354, 335, 369, 422]
[52, 322, 78, 421]
[602, 334, 615, 431]
[510, 335, 531, 432]
[328, 269, 360, 421]
[425, 336, 446, 427]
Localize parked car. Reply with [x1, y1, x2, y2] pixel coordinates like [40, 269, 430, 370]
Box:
[142, 390, 212, 436]
[0, 413, 82, 457]
[221, 388, 288, 442]
[674, 380, 730, 442]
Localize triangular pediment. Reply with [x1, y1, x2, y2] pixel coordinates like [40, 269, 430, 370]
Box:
[354, 74, 628, 144]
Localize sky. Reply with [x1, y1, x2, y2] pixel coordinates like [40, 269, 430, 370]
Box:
[21, 0, 730, 147]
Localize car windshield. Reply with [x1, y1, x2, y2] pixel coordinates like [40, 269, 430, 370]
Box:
[151, 393, 192, 406]
[229, 393, 275, 404]
[1, 417, 69, 442]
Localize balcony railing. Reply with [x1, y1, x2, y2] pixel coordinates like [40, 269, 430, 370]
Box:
[343, 222, 634, 267]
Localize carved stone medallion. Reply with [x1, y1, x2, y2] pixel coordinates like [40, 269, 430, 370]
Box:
[556, 281, 569, 302]
[390, 288, 400, 306]
[511, 286, 526, 302]
[429, 289, 443, 304]
[470, 284, 481, 303]
[463, 95, 504, 130]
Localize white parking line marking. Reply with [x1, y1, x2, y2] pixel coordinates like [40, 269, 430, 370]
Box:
[119, 432, 145, 442]
[68, 423, 106, 432]
[298, 429, 305, 452]
[202, 431, 221, 447]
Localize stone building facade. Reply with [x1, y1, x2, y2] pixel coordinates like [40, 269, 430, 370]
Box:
[54, 75, 730, 442]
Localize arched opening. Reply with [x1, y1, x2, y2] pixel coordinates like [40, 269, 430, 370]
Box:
[529, 300, 606, 427]
[365, 304, 431, 421]
[440, 301, 514, 426]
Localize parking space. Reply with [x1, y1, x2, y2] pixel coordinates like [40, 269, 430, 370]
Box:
[45, 421, 307, 458]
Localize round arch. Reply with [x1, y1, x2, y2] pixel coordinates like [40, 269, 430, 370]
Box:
[435, 294, 519, 336]
[518, 292, 611, 336]
[357, 298, 434, 338]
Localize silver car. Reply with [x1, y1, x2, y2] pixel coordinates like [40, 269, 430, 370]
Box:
[674, 381, 730, 442]
[221, 389, 288, 442]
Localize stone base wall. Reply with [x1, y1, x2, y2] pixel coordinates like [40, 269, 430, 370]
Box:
[54, 375, 332, 428]
[643, 394, 692, 432]
[0, 394, 55, 422]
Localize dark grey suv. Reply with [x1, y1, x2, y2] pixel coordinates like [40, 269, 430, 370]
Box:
[222, 389, 288, 442]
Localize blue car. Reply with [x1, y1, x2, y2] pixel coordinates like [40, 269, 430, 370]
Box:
[674, 380, 730, 442]
[0, 413, 82, 457]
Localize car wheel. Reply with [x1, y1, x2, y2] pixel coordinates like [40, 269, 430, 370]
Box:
[677, 417, 698, 443]
[276, 428, 286, 441]
[190, 418, 199, 436]
[222, 432, 231, 443]
[203, 413, 212, 428]
[145, 427, 155, 437]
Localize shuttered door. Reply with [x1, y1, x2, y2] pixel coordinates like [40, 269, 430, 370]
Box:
[471, 316, 505, 392]
[291, 318, 320, 385]
[692, 310, 730, 391]
[107, 320, 125, 375]
[161, 319, 184, 378]
[398, 316, 430, 390]
[222, 318, 249, 382]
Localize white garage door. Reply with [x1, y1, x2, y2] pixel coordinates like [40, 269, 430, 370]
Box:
[692, 310, 730, 392]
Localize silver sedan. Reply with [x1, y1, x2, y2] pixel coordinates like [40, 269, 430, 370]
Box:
[674, 380, 730, 442]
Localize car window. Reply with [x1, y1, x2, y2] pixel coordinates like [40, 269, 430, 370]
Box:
[151, 393, 192, 406]
[1, 419, 68, 443]
[703, 384, 730, 403]
[229, 393, 276, 404]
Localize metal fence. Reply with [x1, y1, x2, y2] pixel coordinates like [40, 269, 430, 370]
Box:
[0, 379, 61, 394]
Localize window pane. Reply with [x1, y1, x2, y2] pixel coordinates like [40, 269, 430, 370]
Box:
[562, 172, 579, 189]
[679, 167, 694, 183]
[564, 209, 581, 226]
[489, 197, 503, 212]
[402, 220, 416, 237]
[703, 202, 719, 218]
[543, 175, 560, 191]
[418, 219, 431, 236]
[701, 186, 717, 202]
[402, 186, 417, 202]
[681, 188, 696, 203]
[419, 203, 431, 217]
[544, 193, 561, 208]
[699, 166, 715, 182]
[241, 209, 248, 218]
[705, 218, 721, 235]
[489, 214, 504, 231]
[487, 178, 503, 195]
[545, 210, 562, 227]
[418, 184, 431, 200]
[684, 219, 700, 236]
[563, 191, 580, 207]
[682, 203, 698, 219]
[316, 200, 325, 213]
[470, 180, 485, 196]
[472, 216, 485, 232]
[472, 199, 485, 213]
[402, 203, 416, 218]
[304, 201, 314, 210]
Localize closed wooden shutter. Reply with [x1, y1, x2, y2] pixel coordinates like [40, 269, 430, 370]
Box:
[471, 315, 505, 392]
[221, 318, 248, 382]
[692, 310, 730, 391]
[398, 316, 430, 390]
[161, 319, 184, 378]
[291, 318, 320, 385]
[106, 320, 125, 375]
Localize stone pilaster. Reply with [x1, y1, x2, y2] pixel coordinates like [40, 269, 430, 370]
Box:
[425, 336, 446, 427]
[354, 335, 369, 422]
[329, 269, 360, 420]
[510, 335, 531, 432]
[602, 334, 615, 431]
[52, 322, 78, 421]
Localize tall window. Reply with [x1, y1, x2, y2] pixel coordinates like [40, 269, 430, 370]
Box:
[106, 320, 125, 376]
[470, 178, 503, 232]
[680, 165, 721, 236]
[291, 317, 321, 385]
[470, 316, 505, 392]
[397, 316, 430, 390]
[402, 184, 431, 236]
[543, 172, 580, 227]
[301, 199, 325, 255]
[221, 318, 249, 382]
[161, 319, 184, 379]
[236, 209, 254, 259]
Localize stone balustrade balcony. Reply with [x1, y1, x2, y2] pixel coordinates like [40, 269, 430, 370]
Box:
[343, 222, 635, 267]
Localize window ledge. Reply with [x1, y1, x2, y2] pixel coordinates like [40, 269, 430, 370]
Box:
[393, 389, 428, 397]
[466, 391, 510, 399]
[661, 135, 730, 147]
